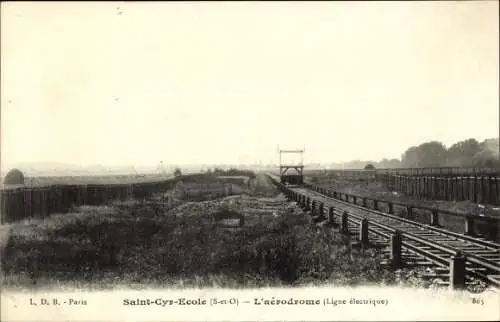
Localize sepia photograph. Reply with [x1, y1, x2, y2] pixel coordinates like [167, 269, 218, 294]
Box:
[1, 1, 499, 321]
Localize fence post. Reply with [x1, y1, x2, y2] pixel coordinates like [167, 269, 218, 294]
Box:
[464, 177, 470, 202]
[459, 177, 464, 201]
[362, 197, 367, 208]
[479, 177, 484, 204]
[464, 217, 474, 236]
[388, 202, 394, 214]
[23, 189, 33, 220]
[436, 177, 441, 200]
[430, 210, 440, 227]
[416, 177, 420, 198]
[0, 191, 4, 224]
[359, 218, 369, 246]
[449, 252, 466, 289]
[496, 177, 499, 206]
[328, 207, 335, 225]
[488, 177, 495, 205]
[406, 206, 413, 218]
[473, 177, 478, 203]
[443, 178, 450, 200]
[390, 230, 402, 267]
[341, 211, 349, 233]
[41, 188, 48, 218]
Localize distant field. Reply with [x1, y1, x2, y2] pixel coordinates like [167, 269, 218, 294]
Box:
[1, 172, 258, 189]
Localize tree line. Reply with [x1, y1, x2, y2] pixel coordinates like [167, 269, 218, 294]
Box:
[339, 138, 499, 169]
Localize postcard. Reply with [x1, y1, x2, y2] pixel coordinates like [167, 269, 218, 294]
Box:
[1, 1, 499, 321]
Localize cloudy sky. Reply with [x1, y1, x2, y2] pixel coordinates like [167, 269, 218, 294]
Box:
[1, 1, 498, 169]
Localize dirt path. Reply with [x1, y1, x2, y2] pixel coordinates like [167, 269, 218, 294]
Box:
[252, 172, 281, 197]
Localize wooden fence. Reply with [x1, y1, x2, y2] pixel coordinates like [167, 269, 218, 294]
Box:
[0, 174, 210, 224]
[300, 183, 500, 241]
[304, 167, 500, 206]
[308, 167, 500, 177]
[378, 175, 500, 206]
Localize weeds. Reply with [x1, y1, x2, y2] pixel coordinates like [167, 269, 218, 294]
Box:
[1, 199, 395, 290]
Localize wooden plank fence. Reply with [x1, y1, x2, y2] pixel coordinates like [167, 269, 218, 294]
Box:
[0, 174, 209, 224]
[312, 167, 500, 178]
[305, 167, 500, 206]
[299, 183, 500, 241]
[378, 175, 500, 206]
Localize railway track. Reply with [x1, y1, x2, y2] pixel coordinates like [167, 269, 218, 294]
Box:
[267, 174, 500, 290]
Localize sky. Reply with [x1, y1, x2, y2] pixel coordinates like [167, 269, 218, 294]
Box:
[1, 1, 499, 170]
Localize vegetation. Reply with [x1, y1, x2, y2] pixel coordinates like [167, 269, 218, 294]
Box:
[364, 164, 375, 170]
[327, 138, 499, 169]
[1, 202, 394, 289]
[2, 168, 25, 185]
[400, 138, 500, 168]
[174, 168, 182, 177]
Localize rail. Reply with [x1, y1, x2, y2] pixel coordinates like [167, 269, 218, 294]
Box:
[267, 173, 500, 288]
[302, 182, 500, 239]
[270, 171, 499, 234]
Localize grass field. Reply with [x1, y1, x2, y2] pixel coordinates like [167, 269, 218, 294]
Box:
[1, 173, 405, 291]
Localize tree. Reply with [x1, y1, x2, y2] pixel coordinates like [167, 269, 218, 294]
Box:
[401, 146, 420, 167]
[174, 168, 182, 177]
[401, 141, 447, 167]
[364, 164, 376, 170]
[473, 139, 500, 168]
[386, 158, 402, 168]
[446, 138, 480, 167]
[376, 158, 402, 169]
[3, 168, 25, 185]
